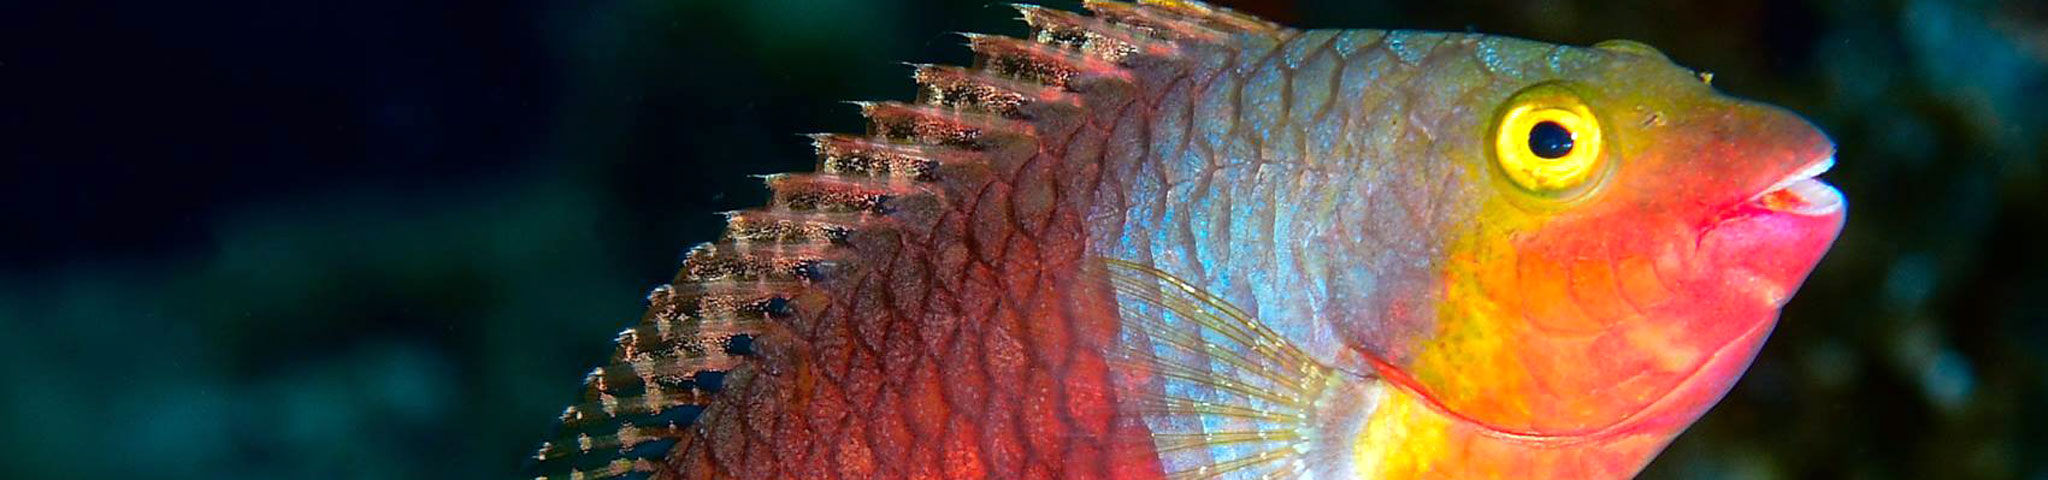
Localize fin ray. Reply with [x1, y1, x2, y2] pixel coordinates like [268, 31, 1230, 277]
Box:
[1102, 258, 1376, 479]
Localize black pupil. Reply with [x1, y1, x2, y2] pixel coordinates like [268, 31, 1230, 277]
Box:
[1528, 121, 1574, 159]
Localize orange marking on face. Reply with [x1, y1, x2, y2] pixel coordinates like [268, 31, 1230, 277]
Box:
[1615, 256, 1672, 309]
[1519, 254, 1602, 334]
[1569, 257, 1633, 321]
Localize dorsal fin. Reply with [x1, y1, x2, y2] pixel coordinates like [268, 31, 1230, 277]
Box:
[1014, 4, 1169, 62]
[809, 133, 977, 182]
[528, 281, 770, 480]
[529, 2, 1284, 478]
[1083, 0, 1281, 42]
[911, 63, 1078, 118]
[966, 33, 1133, 88]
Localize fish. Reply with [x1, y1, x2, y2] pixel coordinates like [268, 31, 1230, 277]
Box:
[525, 1, 1846, 478]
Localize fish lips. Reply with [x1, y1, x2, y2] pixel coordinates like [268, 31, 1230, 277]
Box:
[1699, 153, 1848, 308]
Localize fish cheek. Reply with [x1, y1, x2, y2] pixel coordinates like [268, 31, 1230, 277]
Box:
[1515, 251, 1603, 335]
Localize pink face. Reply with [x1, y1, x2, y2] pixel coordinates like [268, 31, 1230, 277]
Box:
[1517, 93, 1847, 435]
[1416, 68, 1849, 438]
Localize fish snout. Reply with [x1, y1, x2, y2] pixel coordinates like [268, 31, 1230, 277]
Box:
[1695, 103, 1845, 307]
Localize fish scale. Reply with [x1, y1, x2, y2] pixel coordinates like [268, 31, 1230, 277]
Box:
[530, 1, 1849, 478]
[528, 3, 1271, 478]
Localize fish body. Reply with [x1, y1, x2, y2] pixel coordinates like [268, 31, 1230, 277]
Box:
[529, 2, 1845, 478]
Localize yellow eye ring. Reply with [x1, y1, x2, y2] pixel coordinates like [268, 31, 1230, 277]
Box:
[1490, 83, 1607, 196]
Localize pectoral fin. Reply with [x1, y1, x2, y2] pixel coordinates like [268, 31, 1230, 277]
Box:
[1100, 258, 1382, 479]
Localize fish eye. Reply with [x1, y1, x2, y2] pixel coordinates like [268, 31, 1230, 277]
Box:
[1527, 121, 1574, 159]
[1491, 82, 1607, 196]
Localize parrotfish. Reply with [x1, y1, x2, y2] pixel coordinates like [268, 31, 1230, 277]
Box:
[528, 1, 1845, 478]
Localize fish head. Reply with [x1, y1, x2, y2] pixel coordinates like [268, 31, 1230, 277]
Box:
[1396, 39, 1845, 447]
[1536, 42, 1847, 315]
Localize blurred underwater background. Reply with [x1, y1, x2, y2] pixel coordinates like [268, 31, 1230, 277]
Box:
[3, 0, 2045, 478]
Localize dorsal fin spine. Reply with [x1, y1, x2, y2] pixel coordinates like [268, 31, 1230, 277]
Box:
[809, 133, 981, 183]
[1084, 0, 1280, 41]
[765, 173, 930, 215]
[1081, 1, 1220, 41]
[1014, 3, 1170, 62]
[911, 64, 1074, 118]
[724, 209, 860, 245]
[678, 242, 846, 284]
[857, 100, 1033, 147]
[1133, 0, 1281, 32]
[966, 33, 1131, 88]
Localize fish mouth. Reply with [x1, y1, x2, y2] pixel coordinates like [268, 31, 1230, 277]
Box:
[1746, 155, 1842, 216]
[1698, 152, 1845, 306]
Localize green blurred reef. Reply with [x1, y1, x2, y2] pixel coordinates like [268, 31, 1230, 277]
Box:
[1, 0, 2043, 478]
